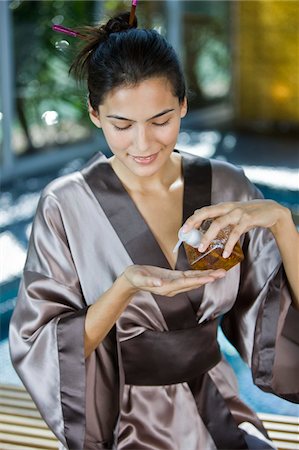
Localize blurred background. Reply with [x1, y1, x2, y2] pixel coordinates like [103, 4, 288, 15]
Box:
[1, 0, 298, 420]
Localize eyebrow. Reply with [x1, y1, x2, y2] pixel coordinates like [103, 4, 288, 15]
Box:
[106, 108, 175, 121]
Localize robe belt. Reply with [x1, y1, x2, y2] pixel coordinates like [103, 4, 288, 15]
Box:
[121, 319, 221, 386]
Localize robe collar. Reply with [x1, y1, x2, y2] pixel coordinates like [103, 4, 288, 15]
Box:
[82, 151, 211, 330]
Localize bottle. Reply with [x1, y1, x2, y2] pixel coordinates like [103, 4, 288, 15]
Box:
[173, 219, 244, 271]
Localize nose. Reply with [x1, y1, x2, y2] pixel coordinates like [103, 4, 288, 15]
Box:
[134, 124, 151, 154]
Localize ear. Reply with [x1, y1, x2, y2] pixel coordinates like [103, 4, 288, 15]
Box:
[180, 96, 188, 118]
[88, 100, 102, 128]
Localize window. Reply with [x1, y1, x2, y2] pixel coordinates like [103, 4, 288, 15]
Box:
[181, 1, 231, 109]
[11, 0, 99, 157]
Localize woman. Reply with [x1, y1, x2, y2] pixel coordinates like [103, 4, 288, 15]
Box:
[9, 11, 299, 450]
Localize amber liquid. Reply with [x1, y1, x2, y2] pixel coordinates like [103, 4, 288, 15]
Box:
[183, 225, 244, 271]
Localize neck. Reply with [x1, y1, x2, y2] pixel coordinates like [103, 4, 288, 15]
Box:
[110, 152, 182, 195]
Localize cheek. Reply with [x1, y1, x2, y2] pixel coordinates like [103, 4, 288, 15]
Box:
[103, 129, 131, 152]
[159, 123, 180, 144]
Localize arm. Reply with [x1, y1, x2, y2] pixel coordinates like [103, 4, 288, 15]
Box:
[270, 205, 299, 308]
[84, 265, 226, 357]
[182, 198, 299, 401]
[84, 274, 134, 358]
[11, 190, 225, 446]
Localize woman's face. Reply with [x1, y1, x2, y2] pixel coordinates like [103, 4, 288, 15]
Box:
[89, 77, 187, 178]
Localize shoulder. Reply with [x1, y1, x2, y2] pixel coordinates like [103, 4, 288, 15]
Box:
[180, 152, 263, 202]
[32, 171, 87, 238]
[210, 158, 250, 191]
[40, 152, 107, 204]
[34, 173, 81, 226]
[35, 153, 108, 227]
[209, 158, 263, 202]
[41, 171, 83, 203]
[180, 151, 245, 182]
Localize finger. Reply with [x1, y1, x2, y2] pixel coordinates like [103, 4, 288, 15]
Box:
[166, 275, 223, 295]
[181, 203, 235, 232]
[197, 209, 244, 252]
[222, 223, 247, 258]
[184, 269, 226, 277]
[166, 270, 187, 280]
[143, 269, 226, 295]
[164, 272, 223, 292]
[180, 207, 211, 233]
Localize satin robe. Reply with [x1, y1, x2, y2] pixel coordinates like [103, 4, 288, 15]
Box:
[9, 152, 299, 450]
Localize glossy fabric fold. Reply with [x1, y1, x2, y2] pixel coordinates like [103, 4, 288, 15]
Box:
[57, 308, 88, 450]
[9, 152, 298, 450]
[121, 320, 221, 385]
[82, 155, 211, 331]
[188, 374, 248, 449]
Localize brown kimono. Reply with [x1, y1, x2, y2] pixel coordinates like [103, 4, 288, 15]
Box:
[9, 152, 299, 450]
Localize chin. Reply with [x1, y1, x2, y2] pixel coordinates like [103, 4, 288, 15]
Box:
[130, 164, 161, 178]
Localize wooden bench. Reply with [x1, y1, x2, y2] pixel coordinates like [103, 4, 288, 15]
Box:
[0, 384, 59, 449]
[257, 413, 299, 450]
[0, 384, 298, 449]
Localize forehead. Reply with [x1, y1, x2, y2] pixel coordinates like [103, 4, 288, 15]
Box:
[100, 77, 179, 117]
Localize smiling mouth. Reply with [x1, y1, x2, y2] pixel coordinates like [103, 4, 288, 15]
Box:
[130, 152, 159, 164]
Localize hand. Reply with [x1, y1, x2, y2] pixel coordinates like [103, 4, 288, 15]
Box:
[123, 265, 226, 297]
[181, 200, 289, 258]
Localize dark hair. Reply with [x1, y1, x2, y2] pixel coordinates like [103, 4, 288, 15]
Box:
[70, 12, 186, 109]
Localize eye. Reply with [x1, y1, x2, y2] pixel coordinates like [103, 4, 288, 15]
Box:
[113, 124, 131, 131]
[153, 119, 170, 127]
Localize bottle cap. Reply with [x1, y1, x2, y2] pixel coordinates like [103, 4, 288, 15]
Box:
[173, 228, 203, 253]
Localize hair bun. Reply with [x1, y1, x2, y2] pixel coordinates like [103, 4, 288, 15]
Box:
[104, 12, 137, 35]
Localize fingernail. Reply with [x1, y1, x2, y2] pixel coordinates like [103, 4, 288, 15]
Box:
[153, 279, 162, 287]
[198, 243, 204, 252]
[222, 251, 229, 258]
[181, 225, 188, 232]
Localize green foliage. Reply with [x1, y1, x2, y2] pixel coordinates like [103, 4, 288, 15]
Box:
[13, 0, 98, 138]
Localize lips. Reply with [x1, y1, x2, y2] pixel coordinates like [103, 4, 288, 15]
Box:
[130, 152, 159, 165]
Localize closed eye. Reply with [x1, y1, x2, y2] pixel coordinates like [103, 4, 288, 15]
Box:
[113, 124, 132, 131]
[153, 119, 170, 127]
[113, 119, 170, 131]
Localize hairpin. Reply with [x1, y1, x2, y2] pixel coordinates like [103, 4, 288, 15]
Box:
[52, 24, 85, 39]
[53, 0, 138, 39]
[129, 0, 138, 26]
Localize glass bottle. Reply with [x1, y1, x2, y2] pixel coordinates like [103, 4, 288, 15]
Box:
[174, 219, 244, 271]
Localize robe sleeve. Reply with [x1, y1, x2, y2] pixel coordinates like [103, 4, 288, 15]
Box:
[9, 192, 119, 449]
[218, 166, 299, 403]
